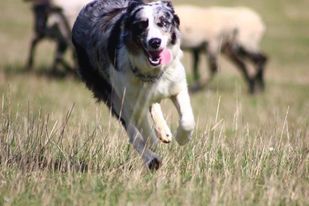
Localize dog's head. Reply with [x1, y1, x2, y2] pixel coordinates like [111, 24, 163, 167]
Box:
[124, 0, 181, 77]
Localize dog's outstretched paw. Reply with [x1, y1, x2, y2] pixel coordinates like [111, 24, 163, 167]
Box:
[154, 126, 172, 144]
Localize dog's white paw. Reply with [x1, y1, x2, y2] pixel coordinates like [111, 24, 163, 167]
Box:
[154, 125, 173, 143]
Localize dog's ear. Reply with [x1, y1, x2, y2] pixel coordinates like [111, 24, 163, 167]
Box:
[127, 0, 144, 14]
[161, 0, 179, 28]
[125, 0, 143, 30]
[173, 13, 180, 28]
[161, 0, 173, 10]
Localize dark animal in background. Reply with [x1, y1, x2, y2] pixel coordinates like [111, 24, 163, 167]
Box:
[24, 0, 76, 73]
[72, 0, 195, 170]
[176, 6, 268, 93]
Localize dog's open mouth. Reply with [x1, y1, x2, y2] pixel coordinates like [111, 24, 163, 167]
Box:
[146, 50, 162, 67]
[144, 49, 172, 67]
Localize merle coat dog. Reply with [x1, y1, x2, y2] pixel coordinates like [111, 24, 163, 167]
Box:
[72, 0, 195, 170]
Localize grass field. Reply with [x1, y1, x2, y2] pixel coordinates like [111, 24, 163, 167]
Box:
[0, 0, 308, 205]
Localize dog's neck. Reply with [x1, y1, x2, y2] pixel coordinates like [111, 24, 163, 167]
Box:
[130, 65, 164, 83]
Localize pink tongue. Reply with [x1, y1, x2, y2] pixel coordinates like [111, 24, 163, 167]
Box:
[160, 49, 172, 65]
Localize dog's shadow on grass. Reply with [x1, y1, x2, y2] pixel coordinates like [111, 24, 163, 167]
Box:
[1, 151, 135, 174]
[2, 64, 79, 80]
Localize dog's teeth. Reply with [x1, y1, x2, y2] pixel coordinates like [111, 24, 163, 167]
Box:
[149, 56, 160, 66]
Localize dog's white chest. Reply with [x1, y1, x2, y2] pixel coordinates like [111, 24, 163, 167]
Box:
[111, 61, 186, 106]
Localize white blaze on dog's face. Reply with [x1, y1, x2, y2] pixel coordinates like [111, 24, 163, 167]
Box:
[124, 1, 180, 76]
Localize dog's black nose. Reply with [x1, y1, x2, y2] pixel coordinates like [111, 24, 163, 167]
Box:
[149, 38, 161, 49]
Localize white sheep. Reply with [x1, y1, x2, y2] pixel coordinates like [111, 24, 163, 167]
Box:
[51, 0, 90, 28]
[176, 5, 268, 93]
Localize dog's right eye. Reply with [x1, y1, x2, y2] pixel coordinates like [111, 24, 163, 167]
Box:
[135, 20, 149, 31]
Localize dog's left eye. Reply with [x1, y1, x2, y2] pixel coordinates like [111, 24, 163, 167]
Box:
[157, 17, 170, 28]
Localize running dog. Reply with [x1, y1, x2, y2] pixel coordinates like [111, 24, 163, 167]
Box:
[72, 0, 195, 170]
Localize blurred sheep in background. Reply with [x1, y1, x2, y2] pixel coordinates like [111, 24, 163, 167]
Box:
[176, 5, 268, 93]
[24, 0, 90, 73]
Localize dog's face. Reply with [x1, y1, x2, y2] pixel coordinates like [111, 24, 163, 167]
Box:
[124, 0, 180, 75]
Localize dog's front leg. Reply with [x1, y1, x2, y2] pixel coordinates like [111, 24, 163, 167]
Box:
[150, 103, 173, 143]
[126, 123, 161, 170]
[111, 92, 161, 170]
[171, 89, 195, 145]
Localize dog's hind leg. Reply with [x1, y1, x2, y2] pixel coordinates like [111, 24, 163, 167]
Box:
[171, 88, 195, 145]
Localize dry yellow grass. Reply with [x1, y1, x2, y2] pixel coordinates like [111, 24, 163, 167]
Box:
[0, 0, 308, 205]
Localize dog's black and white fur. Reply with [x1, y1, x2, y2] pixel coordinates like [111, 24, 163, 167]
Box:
[72, 0, 195, 170]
